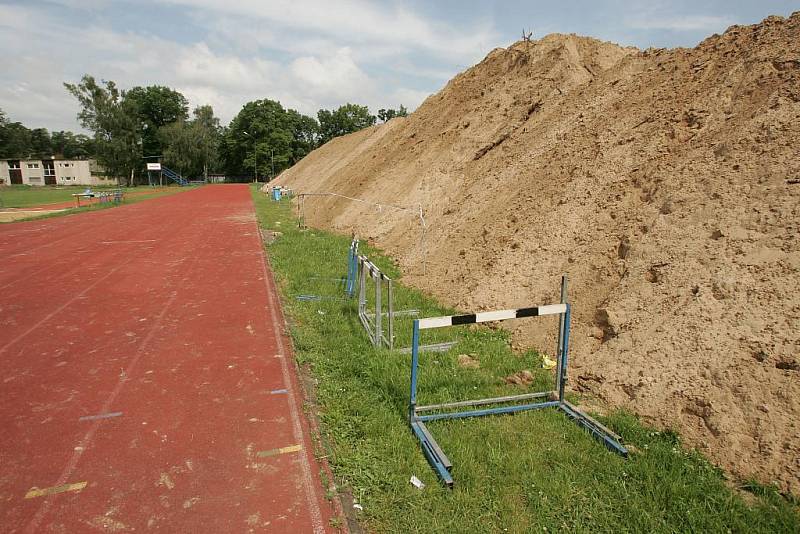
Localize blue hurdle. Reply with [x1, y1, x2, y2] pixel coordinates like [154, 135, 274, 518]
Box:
[296, 238, 359, 301]
[408, 275, 628, 487]
[345, 238, 359, 297]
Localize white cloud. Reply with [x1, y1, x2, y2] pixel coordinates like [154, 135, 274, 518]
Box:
[290, 48, 375, 101]
[388, 88, 431, 111]
[0, 1, 485, 133]
[160, 0, 499, 64]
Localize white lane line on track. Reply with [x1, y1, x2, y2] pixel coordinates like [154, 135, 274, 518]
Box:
[255, 218, 326, 534]
[23, 209, 205, 533]
[0, 264, 124, 357]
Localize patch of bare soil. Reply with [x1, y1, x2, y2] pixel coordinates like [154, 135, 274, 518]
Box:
[274, 13, 800, 494]
[0, 209, 66, 222]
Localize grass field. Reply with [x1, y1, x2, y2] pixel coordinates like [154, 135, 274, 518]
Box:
[0, 185, 197, 223]
[251, 185, 799, 533]
[0, 184, 182, 209]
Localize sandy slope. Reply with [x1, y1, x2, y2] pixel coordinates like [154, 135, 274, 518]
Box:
[273, 14, 800, 493]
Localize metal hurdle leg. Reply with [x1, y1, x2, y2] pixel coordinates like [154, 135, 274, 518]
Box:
[558, 401, 629, 457]
[409, 320, 420, 418]
[411, 420, 453, 487]
[556, 302, 628, 457]
[345, 239, 359, 297]
[358, 258, 370, 341]
[374, 272, 382, 347]
[387, 279, 394, 349]
[556, 275, 568, 402]
[408, 320, 455, 485]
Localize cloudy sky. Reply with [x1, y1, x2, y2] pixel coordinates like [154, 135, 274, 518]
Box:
[0, 0, 797, 132]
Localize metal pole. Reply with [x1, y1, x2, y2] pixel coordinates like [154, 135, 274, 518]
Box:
[556, 275, 568, 402]
[271, 149, 274, 180]
[409, 320, 420, 419]
[359, 259, 366, 316]
[387, 279, 394, 350]
[374, 273, 382, 348]
[559, 303, 571, 402]
[254, 147, 258, 183]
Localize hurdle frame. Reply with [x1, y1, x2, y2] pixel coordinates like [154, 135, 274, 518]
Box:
[408, 275, 628, 487]
[357, 254, 394, 349]
[345, 238, 359, 297]
[296, 238, 359, 302]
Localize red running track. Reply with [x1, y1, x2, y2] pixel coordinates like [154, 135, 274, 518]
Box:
[0, 185, 339, 533]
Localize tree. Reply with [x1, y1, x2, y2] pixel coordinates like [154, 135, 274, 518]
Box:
[286, 109, 319, 164]
[29, 128, 52, 158]
[51, 131, 94, 159]
[160, 105, 221, 180]
[0, 109, 7, 153]
[0, 108, 92, 160]
[0, 120, 33, 159]
[377, 105, 408, 123]
[124, 85, 189, 159]
[65, 75, 141, 185]
[159, 121, 194, 178]
[317, 103, 376, 145]
[224, 99, 318, 179]
[190, 105, 221, 181]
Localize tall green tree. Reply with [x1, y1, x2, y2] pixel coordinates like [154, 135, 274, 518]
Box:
[317, 103, 376, 145]
[29, 128, 52, 158]
[224, 99, 318, 180]
[190, 105, 222, 180]
[377, 105, 408, 123]
[65, 75, 141, 185]
[160, 105, 221, 180]
[124, 85, 189, 159]
[0, 120, 33, 159]
[0, 109, 9, 156]
[286, 109, 319, 164]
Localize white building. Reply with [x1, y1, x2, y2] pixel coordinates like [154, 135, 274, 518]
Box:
[0, 158, 117, 186]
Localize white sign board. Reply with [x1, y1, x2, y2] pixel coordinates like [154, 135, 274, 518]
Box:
[146, 163, 162, 171]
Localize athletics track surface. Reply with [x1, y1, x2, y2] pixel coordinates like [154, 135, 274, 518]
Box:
[0, 185, 338, 532]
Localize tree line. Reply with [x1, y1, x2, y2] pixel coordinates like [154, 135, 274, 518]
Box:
[0, 74, 409, 186]
[0, 109, 94, 160]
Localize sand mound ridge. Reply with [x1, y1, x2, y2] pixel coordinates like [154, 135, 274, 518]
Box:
[274, 13, 800, 494]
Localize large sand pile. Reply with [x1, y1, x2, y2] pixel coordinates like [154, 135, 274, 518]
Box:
[273, 14, 800, 493]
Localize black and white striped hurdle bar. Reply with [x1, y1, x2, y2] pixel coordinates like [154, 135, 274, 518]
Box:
[417, 304, 567, 330]
[358, 255, 391, 280]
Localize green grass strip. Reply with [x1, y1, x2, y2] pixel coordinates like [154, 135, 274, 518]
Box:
[0, 184, 131, 208]
[251, 184, 798, 533]
[0, 186, 198, 223]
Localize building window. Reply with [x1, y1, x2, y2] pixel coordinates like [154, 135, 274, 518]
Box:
[29, 176, 41, 181]
[26, 163, 40, 169]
